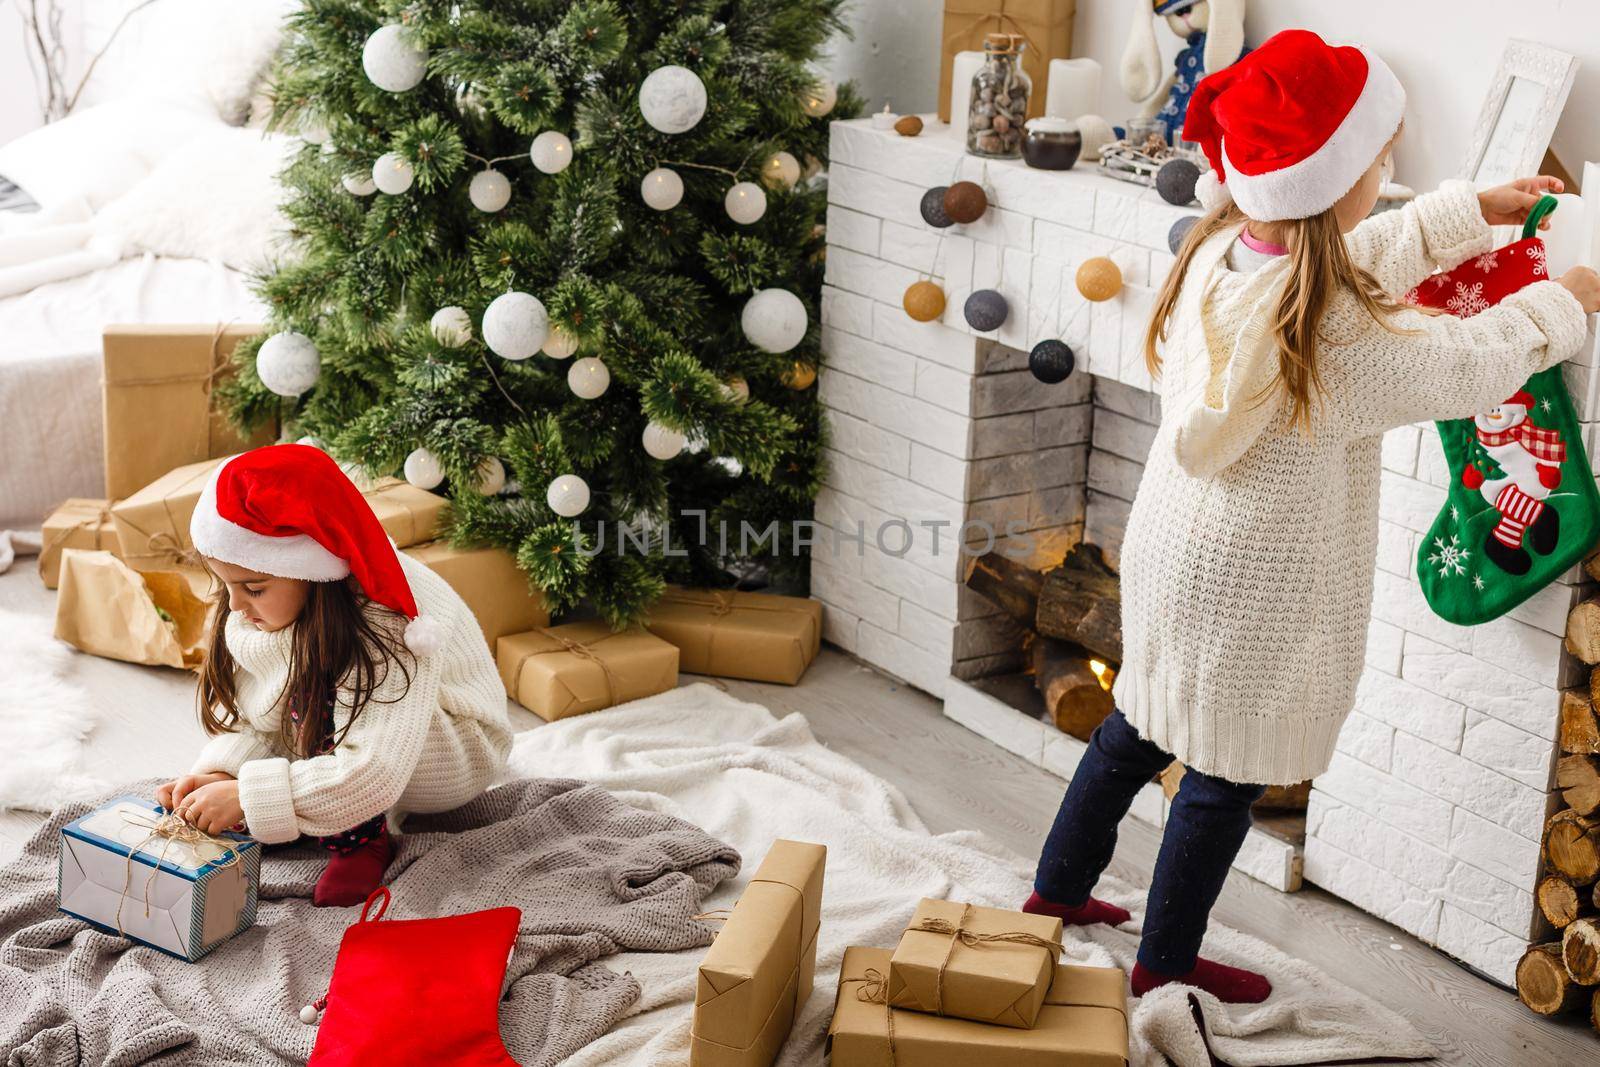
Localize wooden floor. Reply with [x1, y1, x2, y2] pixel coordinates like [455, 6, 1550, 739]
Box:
[2, 567, 1595, 1064]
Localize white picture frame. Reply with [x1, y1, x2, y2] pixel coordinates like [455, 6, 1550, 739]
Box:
[1460, 39, 1577, 186]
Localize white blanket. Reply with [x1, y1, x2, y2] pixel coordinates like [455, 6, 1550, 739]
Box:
[508, 684, 1435, 1066]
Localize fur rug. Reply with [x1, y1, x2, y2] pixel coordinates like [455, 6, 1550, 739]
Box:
[0, 611, 104, 812]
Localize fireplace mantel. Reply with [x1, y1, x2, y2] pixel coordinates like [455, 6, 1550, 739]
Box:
[812, 116, 1600, 986]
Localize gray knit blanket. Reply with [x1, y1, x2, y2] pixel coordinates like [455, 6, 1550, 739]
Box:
[0, 777, 740, 1065]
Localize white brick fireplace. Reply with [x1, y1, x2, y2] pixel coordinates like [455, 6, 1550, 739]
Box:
[812, 116, 1600, 986]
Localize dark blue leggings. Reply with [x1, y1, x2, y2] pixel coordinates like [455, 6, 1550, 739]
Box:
[1034, 710, 1266, 974]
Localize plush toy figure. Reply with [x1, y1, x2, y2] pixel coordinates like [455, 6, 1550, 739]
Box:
[1121, 0, 1248, 141]
[1460, 391, 1565, 575]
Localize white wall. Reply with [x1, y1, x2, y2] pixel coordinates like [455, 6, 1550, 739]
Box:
[829, 0, 1600, 192]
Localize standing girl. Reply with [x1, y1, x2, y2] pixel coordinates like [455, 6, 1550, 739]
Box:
[156, 444, 512, 907]
[1025, 30, 1600, 1002]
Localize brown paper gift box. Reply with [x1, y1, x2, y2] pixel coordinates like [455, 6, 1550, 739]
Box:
[39, 499, 121, 589]
[54, 549, 210, 670]
[112, 459, 447, 572]
[102, 324, 276, 501]
[887, 898, 1063, 1028]
[691, 839, 826, 1067]
[644, 587, 823, 685]
[496, 621, 679, 721]
[830, 946, 1128, 1066]
[937, 0, 1076, 123]
[403, 541, 549, 651]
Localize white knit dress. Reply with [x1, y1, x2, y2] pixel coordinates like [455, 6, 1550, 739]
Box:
[1114, 181, 1590, 785]
[190, 553, 512, 842]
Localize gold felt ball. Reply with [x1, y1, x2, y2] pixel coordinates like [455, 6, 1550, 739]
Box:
[894, 115, 924, 137]
[1076, 257, 1123, 302]
[902, 280, 947, 322]
[942, 181, 988, 224]
[783, 361, 817, 390]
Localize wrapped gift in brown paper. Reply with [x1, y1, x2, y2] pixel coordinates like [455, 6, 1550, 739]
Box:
[937, 0, 1076, 123]
[362, 478, 450, 549]
[39, 499, 121, 589]
[644, 587, 823, 685]
[830, 946, 1128, 1066]
[691, 839, 826, 1067]
[496, 621, 678, 721]
[403, 541, 549, 651]
[887, 898, 1063, 1028]
[102, 324, 276, 501]
[54, 549, 210, 670]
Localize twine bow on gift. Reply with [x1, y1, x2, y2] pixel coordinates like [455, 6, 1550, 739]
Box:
[841, 967, 900, 1066]
[512, 629, 623, 708]
[912, 902, 1064, 1016]
[39, 504, 114, 558]
[121, 531, 192, 570]
[113, 809, 241, 938]
[943, 2, 1041, 61]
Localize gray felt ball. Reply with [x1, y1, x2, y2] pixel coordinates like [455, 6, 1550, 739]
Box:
[1167, 214, 1201, 254]
[920, 186, 954, 228]
[1028, 339, 1075, 384]
[963, 289, 1008, 332]
[1156, 158, 1201, 206]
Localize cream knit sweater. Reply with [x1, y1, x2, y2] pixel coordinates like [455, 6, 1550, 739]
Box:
[1114, 181, 1590, 785]
[190, 553, 512, 842]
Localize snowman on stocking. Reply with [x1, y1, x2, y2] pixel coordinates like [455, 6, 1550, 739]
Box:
[1461, 389, 1565, 575]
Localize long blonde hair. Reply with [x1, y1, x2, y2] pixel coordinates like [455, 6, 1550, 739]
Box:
[1143, 201, 1419, 433]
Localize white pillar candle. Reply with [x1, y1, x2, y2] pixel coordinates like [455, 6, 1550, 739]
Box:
[1045, 58, 1102, 121]
[948, 51, 984, 146]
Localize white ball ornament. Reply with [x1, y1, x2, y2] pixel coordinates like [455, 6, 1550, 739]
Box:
[640, 167, 684, 211]
[642, 421, 687, 460]
[801, 76, 837, 118]
[482, 292, 548, 360]
[541, 326, 579, 359]
[362, 24, 428, 93]
[342, 171, 377, 196]
[724, 182, 767, 225]
[761, 151, 801, 190]
[468, 169, 511, 212]
[529, 131, 573, 174]
[256, 331, 321, 397]
[568, 357, 610, 399]
[372, 152, 414, 195]
[638, 65, 707, 134]
[740, 289, 808, 353]
[475, 456, 507, 496]
[403, 447, 445, 490]
[547, 474, 591, 517]
[430, 306, 472, 348]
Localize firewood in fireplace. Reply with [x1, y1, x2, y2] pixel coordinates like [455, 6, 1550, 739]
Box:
[963, 551, 1043, 628]
[1036, 542, 1123, 663]
[1517, 941, 1588, 1014]
[1559, 755, 1600, 818]
[1032, 637, 1114, 740]
[1567, 598, 1600, 665]
[1592, 988, 1600, 1036]
[1563, 917, 1600, 986]
[1545, 809, 1600, 885]
[1537, 875, 1593, 930]
[1157, 760, 1310, 813]
[1564, 687, 1600, 755]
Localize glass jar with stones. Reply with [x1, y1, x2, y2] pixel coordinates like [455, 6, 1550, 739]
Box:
[966, 33, 1030, 159]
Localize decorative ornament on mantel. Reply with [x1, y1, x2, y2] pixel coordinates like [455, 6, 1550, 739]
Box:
[482, 291, 548, 360]
[902, 279, 946, 322]
[725, 181, 768, 225]
[1168, 215, 1201, 254]
[641, 167, 684, 210]
[963, 289, 1008, 332]
[920, 186, 954, 229]
[403, 446, 446, 490]
[468, 168, 511, 212]
[529, 131, 573, 174]
[1155, 157, 1201, 206]
[372, 152, 414, 195]
[362, 24, 427, 93]
[429, 306, 472, 348]
[1076, 257, 1123, 302]
[256, 331, 321, 397]
[1028, 339, 1076, 384]
[894, 115, 924, 137]
[943, 181, 987, 224]
[547, 473, 591, 516]
[639, 65, 707, 134]
[741, 288, 807, 352]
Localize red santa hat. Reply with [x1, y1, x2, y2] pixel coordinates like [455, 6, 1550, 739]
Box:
[190, 444, 442, 656]
[1183, 29, 1406, 221]
[1503, 389, 1535, 409]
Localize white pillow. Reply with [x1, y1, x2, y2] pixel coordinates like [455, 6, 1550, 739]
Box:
[0, 99, 220, 213]
[74, 0, 297, 124]
[94, 126, 295, 270]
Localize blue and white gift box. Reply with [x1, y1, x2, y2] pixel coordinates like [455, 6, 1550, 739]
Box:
[58, 795, 260, 961]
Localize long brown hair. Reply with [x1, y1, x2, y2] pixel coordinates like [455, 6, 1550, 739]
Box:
[1143, 201, 1419, 433]
[198, 578, 414, 758]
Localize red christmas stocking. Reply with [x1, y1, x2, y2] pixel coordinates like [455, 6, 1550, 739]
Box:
[304, 888, 521, 1066]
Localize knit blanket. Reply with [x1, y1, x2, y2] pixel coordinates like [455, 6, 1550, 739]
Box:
[0, 777, 739, 1065]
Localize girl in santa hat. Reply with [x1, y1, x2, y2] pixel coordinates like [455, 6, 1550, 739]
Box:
[1025, 28, 1600, 1002]
[155, 444, 513, 907]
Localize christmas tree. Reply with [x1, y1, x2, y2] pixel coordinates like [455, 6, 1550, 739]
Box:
[228, 0, 860, 626]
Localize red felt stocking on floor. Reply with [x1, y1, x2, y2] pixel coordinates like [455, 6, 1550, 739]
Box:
[313, 826, 395, 908]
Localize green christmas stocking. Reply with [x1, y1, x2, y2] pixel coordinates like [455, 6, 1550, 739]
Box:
[1412, 197, 1600, 625]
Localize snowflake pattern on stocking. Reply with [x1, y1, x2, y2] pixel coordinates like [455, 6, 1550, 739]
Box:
[1472, 573, 1485, 591]
[1446, 281, 1489, 316]
[1471, 251, 1499, 273]
[1428, 534, 1471, 578]
[1526, 242, 1547, 276]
